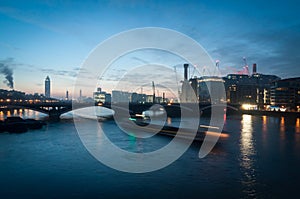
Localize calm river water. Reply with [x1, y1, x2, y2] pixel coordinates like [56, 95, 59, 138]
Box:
[0, 109, 300, 199]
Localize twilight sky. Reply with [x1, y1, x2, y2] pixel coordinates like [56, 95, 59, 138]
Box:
[0, 0, 299, 98]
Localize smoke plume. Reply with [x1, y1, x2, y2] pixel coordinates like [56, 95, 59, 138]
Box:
[0, 61, 14, 89]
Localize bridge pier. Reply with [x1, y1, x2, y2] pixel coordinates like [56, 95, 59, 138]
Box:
[48, 111, 61, 121]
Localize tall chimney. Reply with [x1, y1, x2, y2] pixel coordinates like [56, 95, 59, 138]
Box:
[253, 63, 257, 75]
[184, 63, 189, 80]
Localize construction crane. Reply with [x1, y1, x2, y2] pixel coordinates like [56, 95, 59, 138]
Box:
[152, 81, 156, 103]
[190, 64, 196, 78]
[173, 66, 181, 97]
[243, 56, 247, 66]
[216, 60, 220, 69]
[214, 60, 220, 75]
[243, 57, 249, 75]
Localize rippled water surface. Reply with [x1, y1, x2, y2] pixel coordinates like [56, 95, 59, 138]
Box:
[1, 110, 300, 198]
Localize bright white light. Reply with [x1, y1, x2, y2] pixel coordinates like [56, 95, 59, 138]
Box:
[241, 104, 257, 110]
[279, 107, 286, 112]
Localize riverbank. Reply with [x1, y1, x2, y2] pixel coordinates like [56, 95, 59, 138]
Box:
[233, 110, 300, 117]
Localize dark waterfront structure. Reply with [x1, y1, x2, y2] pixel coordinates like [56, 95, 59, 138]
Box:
[223, 73, 280, 109]
[0, 89, 25, 100]
[111, 90, 131, 103]
[270, 77, 300, 111]
[45, 76, 51, 98]
[0, 89, 46, 101]
[190, 76, 226, 103]
[131, 92, 147, 104]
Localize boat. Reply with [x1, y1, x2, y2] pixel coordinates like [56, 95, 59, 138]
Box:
[120, 116, 229, 142]
[1, 116, 46, 133]
[4, 116, 28, 133]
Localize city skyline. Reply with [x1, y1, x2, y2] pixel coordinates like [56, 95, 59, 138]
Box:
[0, 0, 299, 98]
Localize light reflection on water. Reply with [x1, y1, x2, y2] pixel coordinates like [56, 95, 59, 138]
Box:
[280, 117, 286, 136]
[0, 109, 48, 120]
[1, 109, 300, 198]
[262, 115, 267, 133]
[262, 115, 267, 143]
[296, 118, 300, 133]
[240, 114, 257, 197]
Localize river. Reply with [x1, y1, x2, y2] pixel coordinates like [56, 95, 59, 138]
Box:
[0, 109, 300, 198]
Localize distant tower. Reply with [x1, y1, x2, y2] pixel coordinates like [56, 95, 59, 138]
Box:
[253, 63, 257, 75]
[66, 90, 69, 100]
[45, 76, 50, 98]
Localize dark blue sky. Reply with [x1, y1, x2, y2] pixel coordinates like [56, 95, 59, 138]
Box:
[0, 0, 299, 96]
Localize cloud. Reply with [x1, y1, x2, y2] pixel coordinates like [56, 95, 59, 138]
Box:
[200, 22, 300, 78]
[41, 68, 78, 78]
[0, 4, 65, 34]
[100, 64, 181, 96]
[35, 83, 43, 86]
[0, 42, 20, 51]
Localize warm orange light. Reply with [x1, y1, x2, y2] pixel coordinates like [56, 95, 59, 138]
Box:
[262, 115, 267, 125]
[206, 131, 229, 138]
[0, 111, 3, 120]
[296, 118, 300, 133]
[262, 115, 267, 133]
[280, 117, 285, 125]
[280, 117, 285, 134]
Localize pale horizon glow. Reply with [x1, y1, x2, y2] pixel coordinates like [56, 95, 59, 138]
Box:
[0, 0, 299, 98]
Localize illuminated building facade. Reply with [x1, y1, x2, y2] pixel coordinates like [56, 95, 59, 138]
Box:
[93, 87, 111, 104]
[223, 73, 280, 109]
[270, 77, 300, 111]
